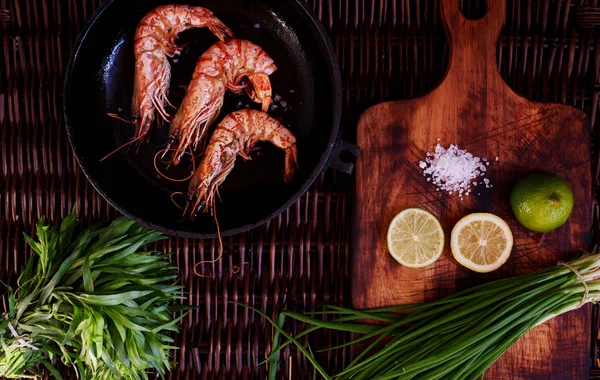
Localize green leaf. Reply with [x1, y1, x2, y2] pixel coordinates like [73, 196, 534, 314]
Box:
[144, 332, 169, 374]
[6, 288, 16, 318]
[125, 330, 147, 370]
[38, 229, 92, 305]
[22, 233, 43, 258]
[16, 254, 37, 297]
[57, 206, 79, 253]
[100, 251, 164, 267]
[72, 241, 133, 269]
[95, 279, 135, 292]
[93, 236, 162, 267]
[41, 359, 63, 380]
[92, 312, 105, 361]
[99, 349, 121, 378]
[15, 292, 38, 321]
[93, 218, 136, 248]
[75, 360, 85, 379]
[151, 312, 187, 334]
[139, 296, 161, 311]
[82, 257, 94, 293]
[62, 304, 83, 345]
[111, 305, 164, 321]
[103, 308, 150, 333]
[72, 291, 154, 306]
[108, 323, 130, 368]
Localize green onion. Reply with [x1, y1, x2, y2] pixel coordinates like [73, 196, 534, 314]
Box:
[259, 253, 599, 379]
[0, 207, 186, 379]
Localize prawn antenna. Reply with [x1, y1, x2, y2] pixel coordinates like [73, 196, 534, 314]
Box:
[194, 208, 223, 278]
[107, 113, 135, 124]
[153, 148, 195, 182]
[99, 134, 143, 162]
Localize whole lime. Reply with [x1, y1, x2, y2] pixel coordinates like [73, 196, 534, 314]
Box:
[509, 172, 574, 233]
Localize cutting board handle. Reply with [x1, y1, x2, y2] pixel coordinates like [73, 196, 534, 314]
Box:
[440, 0, 506, 85]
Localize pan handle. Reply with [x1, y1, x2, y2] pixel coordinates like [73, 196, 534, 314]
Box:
[326, 135, 361, 174]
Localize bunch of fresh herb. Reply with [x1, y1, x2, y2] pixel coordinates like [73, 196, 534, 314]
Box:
[0, 208, 185, 379]
[253, 253, 599, 379]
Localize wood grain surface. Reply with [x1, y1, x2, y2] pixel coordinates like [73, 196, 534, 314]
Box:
[352, 0, 592, 378]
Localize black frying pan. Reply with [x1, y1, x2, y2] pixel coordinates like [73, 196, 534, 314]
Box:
[64, 0, 356, 238]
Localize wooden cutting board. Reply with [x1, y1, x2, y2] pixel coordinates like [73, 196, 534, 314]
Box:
[352, 0, 592, 378]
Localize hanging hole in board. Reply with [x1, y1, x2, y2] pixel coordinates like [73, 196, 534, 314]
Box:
[459, 0, 488, 20]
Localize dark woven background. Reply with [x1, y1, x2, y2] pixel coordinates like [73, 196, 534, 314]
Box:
[2, 0, 600, 378]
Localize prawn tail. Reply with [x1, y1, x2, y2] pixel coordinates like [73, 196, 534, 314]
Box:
[207, 18, 233, 42]
[245, 73, 273, 112]
[284, 146, 297, 183]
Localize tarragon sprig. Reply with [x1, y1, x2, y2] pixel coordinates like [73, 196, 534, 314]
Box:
[0, 207, 186, 379]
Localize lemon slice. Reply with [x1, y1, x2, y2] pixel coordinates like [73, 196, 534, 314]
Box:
[450, 213, 513, 273]
[386, 208, 445, 268]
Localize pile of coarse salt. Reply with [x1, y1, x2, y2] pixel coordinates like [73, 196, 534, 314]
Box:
[419, 144, 494, 198]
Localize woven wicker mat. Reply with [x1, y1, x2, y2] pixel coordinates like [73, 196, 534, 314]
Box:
[2, 0, 600, 378]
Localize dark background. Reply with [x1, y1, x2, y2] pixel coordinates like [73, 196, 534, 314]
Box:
[1, 0, 600, 378]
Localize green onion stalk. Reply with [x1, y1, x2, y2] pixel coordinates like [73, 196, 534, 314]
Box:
[250, 253, 600, 379]
[0, 208, 186, 379]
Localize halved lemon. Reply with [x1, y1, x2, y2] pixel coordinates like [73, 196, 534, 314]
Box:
[386, 208, 445, 268]
[450, 213, 513, 273]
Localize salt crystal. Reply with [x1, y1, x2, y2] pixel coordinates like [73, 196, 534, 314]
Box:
[495, 156, 499, 161]
[274, 94, 282, 102]
[254, 23, 261, 28]
[419, 143, 491, 198]
[280, 100, 288, 107]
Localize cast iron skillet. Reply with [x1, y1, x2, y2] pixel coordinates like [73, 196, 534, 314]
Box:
[64, 0, 356, 238]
